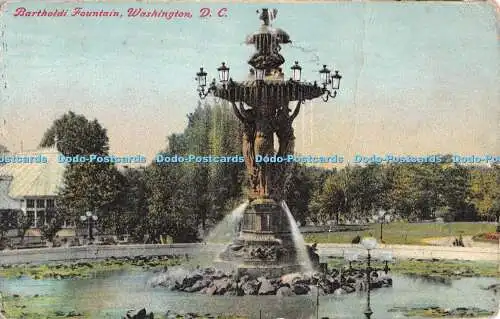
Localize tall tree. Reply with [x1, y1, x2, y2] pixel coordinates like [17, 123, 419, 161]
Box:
[58, 163, 124, 225]
[470, 166, 500, 221]
[145, 162, 199, 243]
[282, 164, 322, 225]
[41, 112, 123, 229]
[39, 111, 109, 156]
[116, 167, 149, 240]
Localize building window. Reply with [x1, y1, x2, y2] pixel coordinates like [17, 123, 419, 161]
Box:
[46, 199, 55, 209]
[24, 198, 57, 228]
[27, 211, 35, 227]
[37, 210, 46, 226]
[46, 210, 53, 223]
[27, 200, 35, 208]
[36, 199, 45, 209]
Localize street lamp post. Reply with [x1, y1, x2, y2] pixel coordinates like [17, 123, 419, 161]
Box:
[80, 211, 98, 242]
[344, 237, 392, 319]
[377, 210, 391, 243]
[360, 237, 377, 319]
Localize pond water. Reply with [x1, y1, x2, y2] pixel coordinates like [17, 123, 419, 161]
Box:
[0, 270, 498, 319]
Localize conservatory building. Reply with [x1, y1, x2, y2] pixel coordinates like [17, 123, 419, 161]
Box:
[0, 147, 68, 228]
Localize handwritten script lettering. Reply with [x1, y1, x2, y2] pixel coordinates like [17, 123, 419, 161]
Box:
[127, 8, 193, 19]
[12, 7, 228, 19]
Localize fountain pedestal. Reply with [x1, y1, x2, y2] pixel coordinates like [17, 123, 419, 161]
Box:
[219, 198, 318, 278]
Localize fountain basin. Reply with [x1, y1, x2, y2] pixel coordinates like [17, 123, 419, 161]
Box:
[218, 199, 318, 278]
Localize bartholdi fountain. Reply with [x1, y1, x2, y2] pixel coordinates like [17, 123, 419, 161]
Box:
[195, 8, 342, 279]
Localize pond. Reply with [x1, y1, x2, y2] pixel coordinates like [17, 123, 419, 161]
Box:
[0, 270, 498, 319]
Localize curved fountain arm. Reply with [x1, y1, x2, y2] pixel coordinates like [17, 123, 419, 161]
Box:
[290, 100, 302, 121]
[231, 102, 247, 122]
[238, 102, 255, 121]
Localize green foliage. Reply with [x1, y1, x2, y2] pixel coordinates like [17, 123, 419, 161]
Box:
[283, 164, 326, 225]
[16, 212, 32, 244]
[342, 159, 478, 222]
[115, 167, 149, 240]
[144, 101, 245, 242]
[0, 257, 182, 279]
[0, 209, 22, 240]
[469, 166, 500, 221]
[58, 163, 124, 225]
[145, 162, 199, 243]
[304, 222, 495, 245]
[39, 112, 124, 233]
[309, 164, 390, 224]
[39, 111, 109, 156]
[40, 208, 65, 242]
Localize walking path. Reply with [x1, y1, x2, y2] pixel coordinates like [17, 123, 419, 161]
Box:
[316, 242, 499, 262]
[420, 236, 497, 248]
[0, 242, 498, 265]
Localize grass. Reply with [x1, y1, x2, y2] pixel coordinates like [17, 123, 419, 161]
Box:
[303, 222, 496, 245]
[388, 306, 494, 318]
[0, 256, 182, 280]
[2, 294, 249, 319]
[2, 294, 84, 318]
[326, 257, 499, 278]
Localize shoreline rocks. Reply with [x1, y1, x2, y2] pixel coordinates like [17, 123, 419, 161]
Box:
[150, 266, 393, 297]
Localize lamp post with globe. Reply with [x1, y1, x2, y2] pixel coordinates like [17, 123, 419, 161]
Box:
[348, 237, 392, 319]
[80, 211, 98, 242]
[376, 210, 391, 243]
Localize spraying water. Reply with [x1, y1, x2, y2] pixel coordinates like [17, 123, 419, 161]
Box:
[204, 201, 248, 244]
[281, 201, 314, 273]
[181, 201, 248, 270]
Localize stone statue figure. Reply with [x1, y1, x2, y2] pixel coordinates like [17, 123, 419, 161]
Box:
[229, 10, 301, 199]
[232, 102, 258, 195]
[275, 101, 301, 156]
[253, 104, 277, 197]
[245, 9, 290, 71]
[232, 83, 302, 199]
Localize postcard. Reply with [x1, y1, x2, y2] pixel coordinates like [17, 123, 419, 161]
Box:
[0, 1, 498, 318]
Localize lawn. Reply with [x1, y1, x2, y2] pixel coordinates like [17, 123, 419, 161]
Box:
[325, 257, 498, 278]
[303, 222, 496, 245]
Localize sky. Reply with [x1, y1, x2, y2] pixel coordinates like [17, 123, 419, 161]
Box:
[0, 1, 498, 164]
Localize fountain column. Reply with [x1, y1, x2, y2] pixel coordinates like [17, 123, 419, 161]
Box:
[195, 7, 342, 278]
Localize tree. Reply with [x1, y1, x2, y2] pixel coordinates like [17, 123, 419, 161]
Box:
[39, 111, 109, 156]
[439, 164, 472, 220]
[40, 208, 65, 244]
[16, 212, 31, 245]
[144, 100, 245, 241]
[0, 209, 20, 242]
[348, 164, 389, 220]
[145, 162, 199, 243]
[116, 167, 149, 240]
[386, 164, 421, 220]
[41, 112, 124, 230]
[59, 163, 124, 228]
[470, 166, 500, 221]
[282, 164, 321, 225]
[309, 170, 345, 225]
[204, 102, 244, 227]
